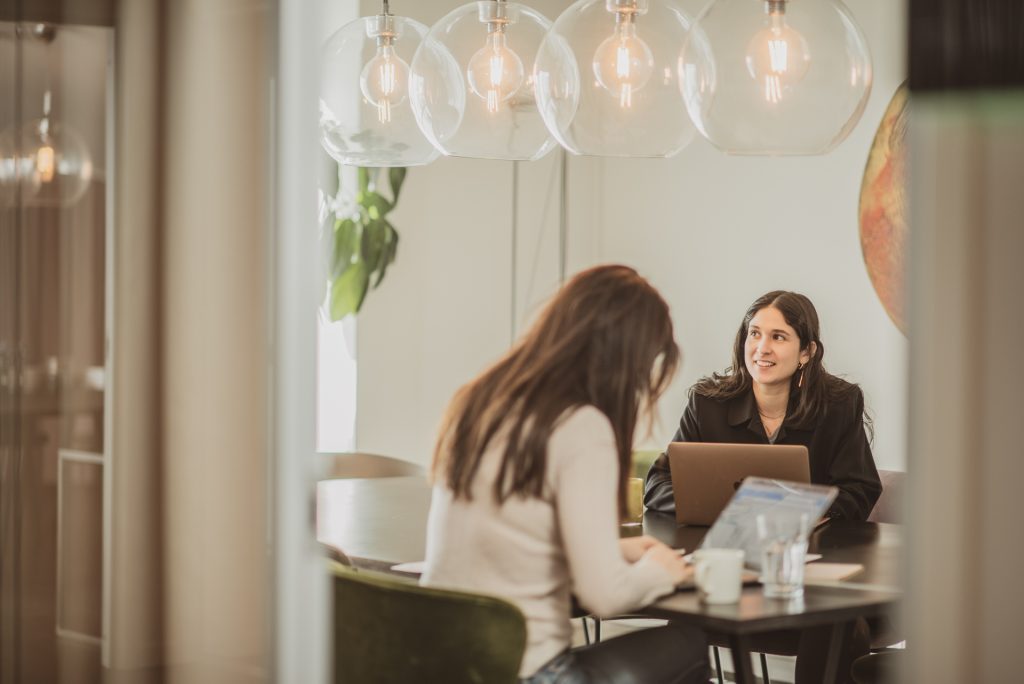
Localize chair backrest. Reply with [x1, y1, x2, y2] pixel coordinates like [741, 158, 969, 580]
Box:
[322, 452, 425, 480]
[320, 542, 353, 566]
[332, 563, 527, 684]
[868, 469, 906, 524]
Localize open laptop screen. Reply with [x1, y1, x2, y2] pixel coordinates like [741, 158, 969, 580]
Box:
[667, 442, 810, 525]
[700, 477, 838, 569]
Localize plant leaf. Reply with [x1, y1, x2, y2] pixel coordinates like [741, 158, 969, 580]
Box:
[389, 167, 407, 204]
[362, 219, 387, 282]
[331, 218, 360, 279]
[330, 260, 370, 321]
[373, 222, 399, 289]
[358, 190, 393, 220]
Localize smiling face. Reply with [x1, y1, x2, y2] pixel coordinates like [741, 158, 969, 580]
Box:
[743, 306, 812, 389]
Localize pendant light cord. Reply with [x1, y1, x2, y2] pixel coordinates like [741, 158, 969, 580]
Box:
[511, 161, 519, 345]
[559, 149, 568, 285]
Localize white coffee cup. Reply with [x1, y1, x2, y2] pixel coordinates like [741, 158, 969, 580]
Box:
[693, 548, 745, 605]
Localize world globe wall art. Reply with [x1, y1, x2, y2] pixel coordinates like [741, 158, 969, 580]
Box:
[859, 82, 909, 336]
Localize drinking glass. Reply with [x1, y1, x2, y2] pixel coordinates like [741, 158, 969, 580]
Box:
[756, 512, 811, 598]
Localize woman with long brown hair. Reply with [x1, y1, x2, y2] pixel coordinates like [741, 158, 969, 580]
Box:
[423, 265, 708, 683]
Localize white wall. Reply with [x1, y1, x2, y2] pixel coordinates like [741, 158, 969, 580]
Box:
[316, 2, 360, 453]
[352, 0, 908, 471]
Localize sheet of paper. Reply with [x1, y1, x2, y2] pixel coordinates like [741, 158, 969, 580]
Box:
[390, 561, 426, 574]
[804, 562, 863, 583]
[681, 552, 821, 564]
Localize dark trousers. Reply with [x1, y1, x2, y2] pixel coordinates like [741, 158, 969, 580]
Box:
[521, 623, 709, 684]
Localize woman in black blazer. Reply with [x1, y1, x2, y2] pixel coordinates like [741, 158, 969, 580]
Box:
[644, 290, 881, 519]
[644, 290, 882, 684]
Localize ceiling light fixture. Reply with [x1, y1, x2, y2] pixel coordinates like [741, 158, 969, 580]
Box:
[410, 0, 555, 161]
[680, 0, 872, 155]
[319, 1, 439, 167]
[534, 0, 695, 158]
[0, 24, 93, 208]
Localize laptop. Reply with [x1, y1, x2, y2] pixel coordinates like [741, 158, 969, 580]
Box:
[700, 477, 838, 570]
[667, 442, 810, 525]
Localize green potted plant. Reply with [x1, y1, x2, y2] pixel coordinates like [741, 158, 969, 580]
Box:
[327, 166, 406, 320]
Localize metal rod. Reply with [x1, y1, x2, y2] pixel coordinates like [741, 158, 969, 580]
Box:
[511, 161, 519, 345]
[559, 149, 568, 285]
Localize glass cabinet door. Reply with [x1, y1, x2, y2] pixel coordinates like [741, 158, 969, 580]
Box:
[0, 17, 111, 684]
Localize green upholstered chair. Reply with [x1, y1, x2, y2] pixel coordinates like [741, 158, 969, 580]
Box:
[332, 562, 527, 684]
[631, 449, 661, 480]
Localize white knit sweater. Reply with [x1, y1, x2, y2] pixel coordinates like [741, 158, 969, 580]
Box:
[422, 406, 676, 676]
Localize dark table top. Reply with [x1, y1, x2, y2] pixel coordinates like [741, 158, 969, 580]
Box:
[317, 475, 901, 633]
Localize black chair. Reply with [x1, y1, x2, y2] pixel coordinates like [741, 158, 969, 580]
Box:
[851, 649, 904, 683]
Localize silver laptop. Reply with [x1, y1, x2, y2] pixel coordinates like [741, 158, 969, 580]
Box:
[667, 442, 810, 525]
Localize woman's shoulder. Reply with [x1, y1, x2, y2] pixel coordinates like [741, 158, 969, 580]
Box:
[552, 405, 616, 447]
[820, 376, 866, 422]
[547, 406, 618, 476]
[824, 376, 864, 404]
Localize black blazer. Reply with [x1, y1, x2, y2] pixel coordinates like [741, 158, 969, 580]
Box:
[644, 384, 882, 521]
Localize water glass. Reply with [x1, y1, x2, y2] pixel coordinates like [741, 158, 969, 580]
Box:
[757, 513, 811, 599]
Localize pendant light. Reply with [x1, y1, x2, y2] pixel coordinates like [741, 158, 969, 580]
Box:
[409, 0, 555, 161]
[534, 0, 695, 158]
[0, 24, 93, 208]
[680, 0, 872, 155]
[320, 1, 439, 167]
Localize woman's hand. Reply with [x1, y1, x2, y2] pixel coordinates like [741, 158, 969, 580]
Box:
[642, 544, 692, 585]
[618, 535, 662, 563]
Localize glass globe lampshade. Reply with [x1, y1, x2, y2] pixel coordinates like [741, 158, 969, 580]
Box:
[409, 1, 555, 161]
[534, 0, 695, 158]
[0, 95, 93, 208]
[320, 11, 439, 167]
[681, 0, 872, 155]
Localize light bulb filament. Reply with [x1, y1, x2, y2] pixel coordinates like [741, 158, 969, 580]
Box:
[763, 76, 783, 104]
[767, 39, 789, 74]
[359, 37, 410, 124]
[36, 145, 56, 183]
[592, 11, 654, 109]
[616, 45, 631, 80]
[744, 2, 811, 104]
[378, 58, 397, 97]
[466, 28, 525, 114]
[489, 54, 503, 87]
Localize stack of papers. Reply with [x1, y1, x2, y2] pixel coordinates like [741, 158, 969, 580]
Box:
[803, 563, 864, 583]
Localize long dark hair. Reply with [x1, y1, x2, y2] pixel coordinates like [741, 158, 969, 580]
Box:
[694, 291, 864, 428]
[432, 265, 679, 517]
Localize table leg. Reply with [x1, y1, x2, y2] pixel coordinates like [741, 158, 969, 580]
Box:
[822, 620, 852, 684]
[728, 635, 756, 684]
